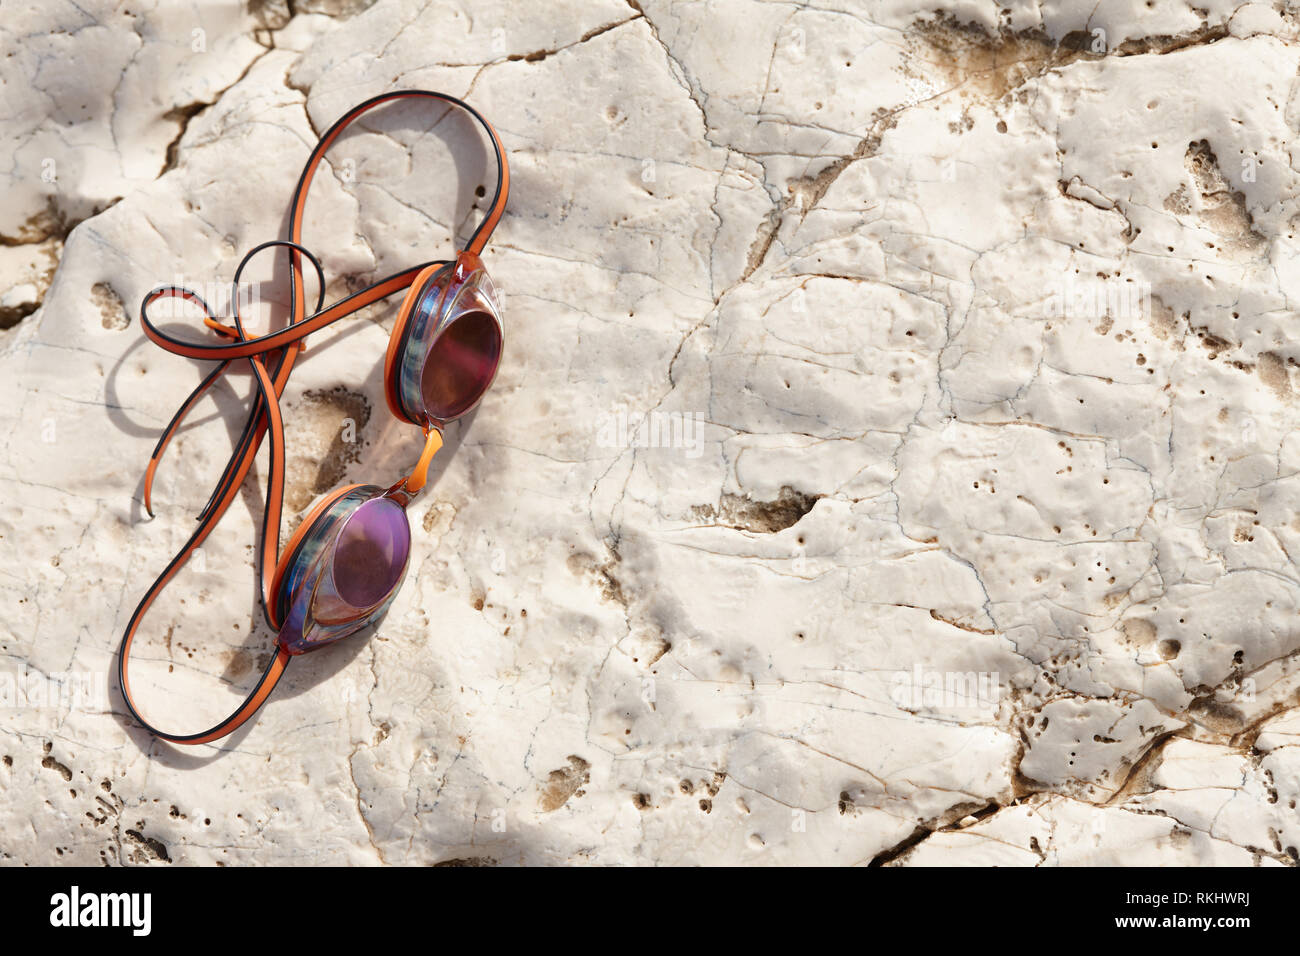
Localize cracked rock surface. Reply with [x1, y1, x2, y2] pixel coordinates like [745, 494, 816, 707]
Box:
[1, 0, 1299, 865]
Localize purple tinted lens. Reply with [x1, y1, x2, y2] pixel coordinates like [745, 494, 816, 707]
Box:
[332, 498, 410, 608]
[420, 311, 501, 421]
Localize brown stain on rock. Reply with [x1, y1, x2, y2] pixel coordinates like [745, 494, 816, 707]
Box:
[1188, 695, 1247, 735]
[1163, 183, 1191, 215]
[421, 500, 456, 535]
[433, 855, 497, 867]
[1120, 617, 1157, 648]
[1, 199, 71, 247]
[1258, 352, 1291, 400]
[1145, 295, 1182, 346]
[908, 17, 1092, 104]
[1183, 139, 1265, 251]
[92, 281, 128, 330]
[41, 755, 73, 781]
[124, 829, 171, 863]
[283, 386, 371, 517]
[539, 755, 591, 812]
[0, 237, 60, 329]
[905, 16, 1229, 111]
[693, 485, 820, 533]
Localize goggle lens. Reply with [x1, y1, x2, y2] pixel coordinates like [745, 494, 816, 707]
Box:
[332, 496, 411, 609]
[420, 309, 502, 421]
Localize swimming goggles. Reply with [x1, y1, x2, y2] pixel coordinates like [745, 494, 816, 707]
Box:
[117, 90, 509, 745]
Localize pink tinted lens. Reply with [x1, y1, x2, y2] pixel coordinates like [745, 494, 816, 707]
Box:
[332, 498, 410, 608]
[420, 311, 501, 421]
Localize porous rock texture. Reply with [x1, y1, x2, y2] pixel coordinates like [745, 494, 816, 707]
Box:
[1, 0, 1298, 866]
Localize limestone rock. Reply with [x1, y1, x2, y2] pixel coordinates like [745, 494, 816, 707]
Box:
[1, 0, 1297, 866]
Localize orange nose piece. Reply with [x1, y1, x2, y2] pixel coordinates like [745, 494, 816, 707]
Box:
[403, 427, 444, 495]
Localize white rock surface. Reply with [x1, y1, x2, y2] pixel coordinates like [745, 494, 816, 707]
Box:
[1, 0, 1298, 865]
